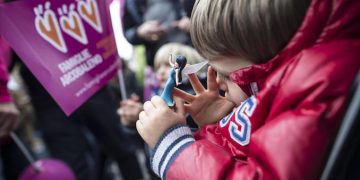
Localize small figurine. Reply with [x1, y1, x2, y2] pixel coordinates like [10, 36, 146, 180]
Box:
[160, 55, 187, 107]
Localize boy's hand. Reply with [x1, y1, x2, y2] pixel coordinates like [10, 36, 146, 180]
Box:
[136, 96, 185, 149]
[173, 66, 235, 127]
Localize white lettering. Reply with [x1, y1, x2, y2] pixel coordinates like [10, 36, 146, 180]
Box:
[58, 49, 91, 73]
[60, 54, 103, 87]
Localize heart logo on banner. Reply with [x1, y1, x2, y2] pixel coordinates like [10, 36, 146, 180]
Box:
[59, 4, 88, 45]
[78, 0, 103, 33]
[34, 2, 67, 53]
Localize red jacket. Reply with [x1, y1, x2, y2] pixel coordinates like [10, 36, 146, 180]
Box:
[150, 0, 360, 179]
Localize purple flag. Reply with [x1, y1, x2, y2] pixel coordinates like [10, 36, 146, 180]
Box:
[0, 0, 119, 115]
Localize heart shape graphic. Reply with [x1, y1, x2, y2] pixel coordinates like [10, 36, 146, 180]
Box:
[35, 10, 67, 53]
[77, 0, 103, 33]
[60, 11, 88, 44]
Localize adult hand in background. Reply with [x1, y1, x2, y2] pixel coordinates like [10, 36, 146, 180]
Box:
[118, 95, 143, 128]
[137, 20, 166, 42]
[0, 102, 19, 137]
[173, 66, 235, 127]
[173, 16, 190, 33]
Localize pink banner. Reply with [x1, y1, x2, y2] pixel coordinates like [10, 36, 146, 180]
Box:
[0, 0, 119, 115]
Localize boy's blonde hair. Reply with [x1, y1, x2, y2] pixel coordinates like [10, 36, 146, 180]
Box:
[190, 0, 310, 63]
[154, 43, 204, 70]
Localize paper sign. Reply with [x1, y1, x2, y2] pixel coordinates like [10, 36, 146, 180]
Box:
[0, 0, 119, 115]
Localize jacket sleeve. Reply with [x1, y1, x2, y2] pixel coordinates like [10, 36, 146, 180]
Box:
[150, 124, 262, 180]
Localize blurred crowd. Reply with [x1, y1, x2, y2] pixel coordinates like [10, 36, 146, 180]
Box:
[1, 0, 360, 180]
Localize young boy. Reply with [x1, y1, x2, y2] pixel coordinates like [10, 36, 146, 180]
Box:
[136, 0, 360, 179]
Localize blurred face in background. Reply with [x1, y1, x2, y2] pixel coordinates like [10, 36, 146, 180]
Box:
[155, 62, 172, 88]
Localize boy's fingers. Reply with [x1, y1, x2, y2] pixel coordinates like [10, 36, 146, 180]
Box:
[174, 98, 185, 115]
[151, 96, 168, 108]
[184, 104, 193, 114]
[187, 73, 205, 94]
[143, 101, 154, 113]
[207, 66, 218, 90]
[173, 88, 195, 102]
[136, 120, 144, 134]
[139, 111, 147, 120]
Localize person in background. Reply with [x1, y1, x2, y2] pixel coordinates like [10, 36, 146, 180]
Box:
[136, 0, 360, 179]
[1, 0, 144, 179]
[123, 0, 194, 67]
[16, 51, 143, 180]
[0, 34, 23, 180]
[0, 36, 19, 138]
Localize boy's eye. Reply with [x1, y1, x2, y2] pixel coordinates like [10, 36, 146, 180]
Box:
[217, 72, 230, 81]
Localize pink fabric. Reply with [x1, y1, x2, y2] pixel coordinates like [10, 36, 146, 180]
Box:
[0, 36, 12, 102]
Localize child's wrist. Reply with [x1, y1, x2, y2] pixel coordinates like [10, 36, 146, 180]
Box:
[150, 124, 194, 179]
